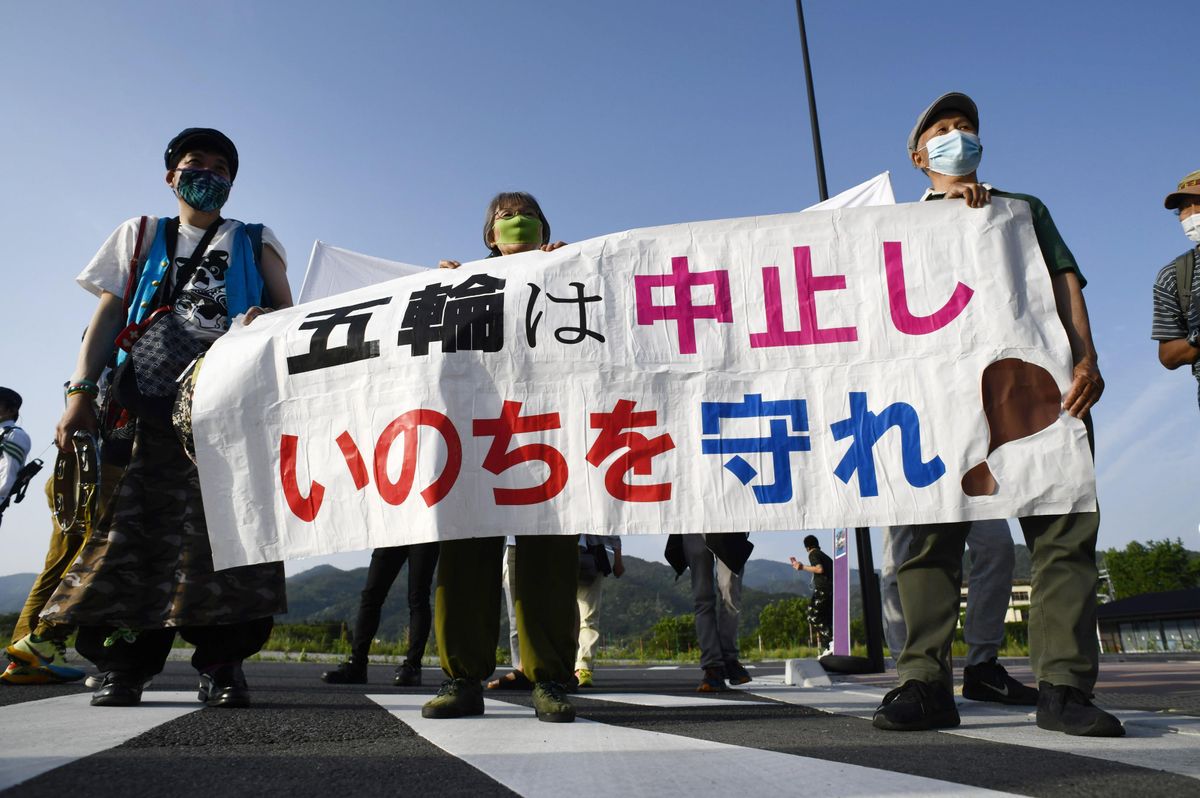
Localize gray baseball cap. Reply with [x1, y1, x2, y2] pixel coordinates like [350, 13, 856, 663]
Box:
[907, 92, 979, 153]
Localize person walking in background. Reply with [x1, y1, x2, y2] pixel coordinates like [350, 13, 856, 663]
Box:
[791, 534, 832, 655]
[321, 543, 439, 686]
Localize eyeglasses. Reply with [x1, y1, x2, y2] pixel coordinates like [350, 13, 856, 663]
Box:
[494, 207, 536, 220]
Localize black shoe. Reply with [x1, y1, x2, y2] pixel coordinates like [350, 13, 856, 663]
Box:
[321, 660, 367, 685]
[962, 658, 1038, 705]
[725, 660, 753, 686]
[91, 671, 145, 707]
[198, 663, 251, 708]
[1036, 682, 1124, 737]
[393, 663, 422, 687]
[872, 679, 960, 731]
[696, 667, 730, 693]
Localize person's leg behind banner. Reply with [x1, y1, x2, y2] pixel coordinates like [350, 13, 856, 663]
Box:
[873, 521, 969, 731]
[715, 555, 751, 685]
[880, 526, 915, 663]
[322, 546, 407, 685]
[514, 534, 579, 722]
[397, 541, 438, 686]
[424, 536, 503, 719]
[681, 534, 726, 692]
[574, 571, 603, 686]
[960, 519, 1037, 706]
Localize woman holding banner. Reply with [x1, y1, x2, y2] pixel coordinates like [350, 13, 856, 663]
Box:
[421, 192, 581, 724]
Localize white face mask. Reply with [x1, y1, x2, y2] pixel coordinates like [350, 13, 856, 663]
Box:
[1183, 214, 1200, 244]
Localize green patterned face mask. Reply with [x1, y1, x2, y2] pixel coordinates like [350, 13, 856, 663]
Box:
[493, 214, 543, 245]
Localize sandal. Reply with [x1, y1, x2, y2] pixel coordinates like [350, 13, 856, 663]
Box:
[486, 670, 533, 690]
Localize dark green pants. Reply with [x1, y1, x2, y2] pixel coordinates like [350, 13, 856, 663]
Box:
[434, 535, 578, 683]
[896, 507, 1100, 691]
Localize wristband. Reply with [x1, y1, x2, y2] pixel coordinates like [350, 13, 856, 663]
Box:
[66, 381, 100, 398]
[1188, 329, 1200, 349]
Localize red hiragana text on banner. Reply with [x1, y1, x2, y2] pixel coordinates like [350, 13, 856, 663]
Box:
[884, 241, 973, 335]
[473, 400, 568, 505]
[634, 256, 733, 355]
[373, 410, 462, 506]
[279, 410, 462, 521]
[586, 399, 675, 502]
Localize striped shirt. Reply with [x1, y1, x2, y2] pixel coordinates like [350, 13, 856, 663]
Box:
[1151, 247, 1200, 406]
[0, 421, 31, 505]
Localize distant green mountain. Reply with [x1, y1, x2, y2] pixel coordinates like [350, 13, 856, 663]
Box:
[0, 573, 36, 614]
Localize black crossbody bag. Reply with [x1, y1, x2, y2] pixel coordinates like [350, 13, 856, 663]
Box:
[111, 218, 224, 423]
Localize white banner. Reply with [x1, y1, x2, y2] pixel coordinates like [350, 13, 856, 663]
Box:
[297, 240, 427, 304]
[195, 198, 1095, 569]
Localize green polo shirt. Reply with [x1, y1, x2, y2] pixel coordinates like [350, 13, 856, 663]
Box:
[923, 187, 1085, 287]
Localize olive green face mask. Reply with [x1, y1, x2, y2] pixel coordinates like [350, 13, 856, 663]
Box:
[493, 214, 543, 245]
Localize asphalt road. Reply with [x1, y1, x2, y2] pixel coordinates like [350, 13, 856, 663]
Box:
[2, 659, 1198, 797]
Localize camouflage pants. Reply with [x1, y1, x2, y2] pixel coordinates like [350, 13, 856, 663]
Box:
[39, 416, 286, 630]
[809, 590, 832, 649]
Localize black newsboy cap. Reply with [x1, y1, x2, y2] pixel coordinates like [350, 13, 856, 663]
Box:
[164, 128, 239, 180]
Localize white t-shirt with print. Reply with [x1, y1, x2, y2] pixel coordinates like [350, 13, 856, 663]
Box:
[77, 217, 286, 341]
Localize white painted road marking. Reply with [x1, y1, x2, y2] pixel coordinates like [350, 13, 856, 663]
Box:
[748, 684, 1200, 781]
[0, 691, 203, 791]
[575, 691, 771, 708]
[370, 693, 1021, 798]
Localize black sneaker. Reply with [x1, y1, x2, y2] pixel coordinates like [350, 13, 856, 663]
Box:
[198, 663, 251, 708]
[872, 679, 960, 731]
[422, 678, 484, 719]
[725, 660, 753, 686]
[321, 660, 367, 685]
[532, 681, 576, 723]
[393, 663, 422, 687]
[962, 658, 1038, 705]
[91, 671, 145, 707]
[1036, 682, 1124, 737]
[696, 667, 730, 693]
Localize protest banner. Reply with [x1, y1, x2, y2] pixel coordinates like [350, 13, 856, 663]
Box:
[194, 197, 1095, 569]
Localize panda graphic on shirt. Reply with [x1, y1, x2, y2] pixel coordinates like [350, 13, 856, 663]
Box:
[172, 249, 230, 342]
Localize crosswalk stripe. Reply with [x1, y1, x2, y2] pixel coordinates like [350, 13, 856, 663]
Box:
[369, 693, 1022, 797]
[747, 684, 1200, 781]
[575, 691, 771, 708]
[0, 691, 203, 791]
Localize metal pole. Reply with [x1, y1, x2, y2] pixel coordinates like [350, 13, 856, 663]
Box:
[855, 527, 886, 672]
[794, 0, 829, 202]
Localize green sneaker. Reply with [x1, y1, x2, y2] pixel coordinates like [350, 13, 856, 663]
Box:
[532, 681, 576, 723]
[5, 634, 85, 682]
[421, 678, 484, 719]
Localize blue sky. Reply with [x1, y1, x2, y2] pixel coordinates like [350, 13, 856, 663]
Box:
[2, 1, 1197, 576]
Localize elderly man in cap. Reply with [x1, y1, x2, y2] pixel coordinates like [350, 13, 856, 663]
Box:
[34, 128, 293, 708]
[872, 92, 1123, 737]
[1152, 170, 1200, 405]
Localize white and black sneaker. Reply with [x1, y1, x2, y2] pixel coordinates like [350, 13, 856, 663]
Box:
[962, 658, 1038, 706]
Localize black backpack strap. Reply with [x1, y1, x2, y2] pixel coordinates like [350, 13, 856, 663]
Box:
[1175, 250, 1195, 317]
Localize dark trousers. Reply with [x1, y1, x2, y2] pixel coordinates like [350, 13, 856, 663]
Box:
[809, 589, 832, 648]
[76, 616, 274, 677]
[351, 543, 439, 667]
